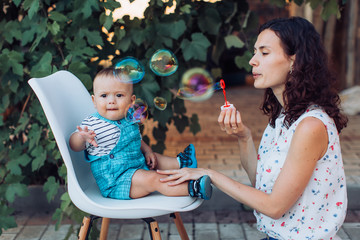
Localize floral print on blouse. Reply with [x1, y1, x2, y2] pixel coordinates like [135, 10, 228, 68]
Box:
[254, 105, 347, 240]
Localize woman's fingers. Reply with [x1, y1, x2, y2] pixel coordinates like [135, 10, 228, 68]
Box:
[218, 110, 226, 131]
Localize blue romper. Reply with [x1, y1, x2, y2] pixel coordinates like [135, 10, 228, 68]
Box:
[85, 113, 149, 200]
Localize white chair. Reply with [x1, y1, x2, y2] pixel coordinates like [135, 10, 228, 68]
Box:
[28, 70, 203, 240]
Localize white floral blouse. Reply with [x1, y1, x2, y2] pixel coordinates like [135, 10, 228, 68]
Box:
[255, 105, 347, 240]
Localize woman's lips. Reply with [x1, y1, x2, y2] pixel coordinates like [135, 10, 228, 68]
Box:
[252, 73, 261, 79]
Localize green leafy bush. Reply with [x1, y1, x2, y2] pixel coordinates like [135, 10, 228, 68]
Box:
[0, 0, 343, 237]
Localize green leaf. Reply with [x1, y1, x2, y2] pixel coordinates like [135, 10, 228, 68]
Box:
[151, 141, 165, 154]
[180, 33, 211, 61]
[189, 114, 201, 135]
[136, 78, 161, 108]
[73, 0, 100, 19]
[6, 153, 30, 175]
[198, 8, 221, 35]
[13, 0, 22, 7]
[0, 205, 16, 235]
[173, 98, 186, 114]
[100, 0, 121, 11]
[152, 125, 167, 142]
[180, 4, 191, 14]
[153, 107, 173, 127]
[14, 112, 30, 135]
[234, 50, 253, 72]
[100, 12, 113, 31]
[7, 50, 24, 76]
[47, 21, 60, 35]
[173, 115, 189, 133]
[294, 0, 304, 5]
[28, 123, 42, 150]
[31, 146, 47, 171]
[23, 0, 40, 19]
[68, 62, 92, 89]
[5, 183, 28, 203]
[43, 176, 60, 202]
[224, 35, 245, 49]
[30, 51, 53, 78]
[158, 20, 186, 40]
[48, 11, 68, 22]
[269, 0, 286, 7]
[3, 21, 22, 43]
[79, 29, 104, 46]
[307, 0, 322, 9]
[321, 0, 338, 20]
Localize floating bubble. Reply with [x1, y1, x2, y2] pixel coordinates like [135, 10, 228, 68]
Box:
[177, 68, 214, 102]
[149, 49, 178, 76]
[126, 99, 148, 124]
[113, 57, 145, 84]
[153, 97, 167, 111]
[213, 81, 222, 91]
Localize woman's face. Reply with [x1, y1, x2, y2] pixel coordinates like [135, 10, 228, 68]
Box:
[249, 29, 294, 97]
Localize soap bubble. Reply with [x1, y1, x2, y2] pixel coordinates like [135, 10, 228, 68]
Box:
[176, 68, 214, 102]
[153, 97, 167, 110]
[113, 57, 145, 84]
[213, 81, 222, 91]
[149, 49, 178, 76]
[126, 99, 148, 124]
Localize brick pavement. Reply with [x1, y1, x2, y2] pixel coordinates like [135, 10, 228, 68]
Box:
[2, 85, 360, 240]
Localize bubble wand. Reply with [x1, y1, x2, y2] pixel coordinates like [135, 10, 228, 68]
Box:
[220, 79, 234, 110]
[220, 79, 229, 107]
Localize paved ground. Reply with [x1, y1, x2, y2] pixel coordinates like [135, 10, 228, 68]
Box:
[2, 86, 360, 240]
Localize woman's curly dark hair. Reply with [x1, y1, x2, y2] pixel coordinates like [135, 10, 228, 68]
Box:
[259, 17, 348, 133]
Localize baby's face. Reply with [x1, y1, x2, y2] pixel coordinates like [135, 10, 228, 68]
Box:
[92, 76, 135, 121]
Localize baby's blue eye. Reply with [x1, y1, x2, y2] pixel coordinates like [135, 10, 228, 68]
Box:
[100, 94, 106, 98]
[116, 94, 124, 97]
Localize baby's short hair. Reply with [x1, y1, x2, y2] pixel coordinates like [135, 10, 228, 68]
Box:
[94, 67, 114, 80]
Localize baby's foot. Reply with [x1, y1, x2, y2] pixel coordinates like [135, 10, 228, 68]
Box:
[177, 144, 197, 168]
[188, 175, 212, 200]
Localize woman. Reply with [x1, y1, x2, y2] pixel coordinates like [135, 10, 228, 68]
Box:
[158, 17, 348, 240]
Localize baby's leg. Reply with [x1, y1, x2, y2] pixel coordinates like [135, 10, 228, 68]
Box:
[156, 144, 197, 170]
[154, 153, 179, 170]
[129, 169, 188, 199]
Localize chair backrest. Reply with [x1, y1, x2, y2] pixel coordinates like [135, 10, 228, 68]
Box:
[28, 71, 96, 191]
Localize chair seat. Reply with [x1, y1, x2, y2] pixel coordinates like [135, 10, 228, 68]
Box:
[69, 181, 203, 219]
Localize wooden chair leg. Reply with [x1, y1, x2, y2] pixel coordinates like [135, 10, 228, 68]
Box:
[149, 221, 162, 240]
[99, 218, 110, 240]
[171, 212, 189, 240]
[143, 218, 162, 240]
[78, 216, 91, 240]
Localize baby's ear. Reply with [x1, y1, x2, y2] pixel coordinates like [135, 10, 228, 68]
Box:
[131, 94, 136, 103]
[91, 95, 97, 108]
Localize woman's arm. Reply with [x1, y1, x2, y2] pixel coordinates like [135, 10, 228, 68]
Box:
[159, 117, 328, 219]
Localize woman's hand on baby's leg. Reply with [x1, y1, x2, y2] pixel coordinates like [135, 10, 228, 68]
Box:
[157, 168, 208, 186]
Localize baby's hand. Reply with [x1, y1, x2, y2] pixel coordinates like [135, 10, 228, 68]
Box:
[77, 126, 98, 147]
[145, 152, 158, 170]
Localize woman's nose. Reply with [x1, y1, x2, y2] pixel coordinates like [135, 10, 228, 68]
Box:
[249, 55, 258, 67]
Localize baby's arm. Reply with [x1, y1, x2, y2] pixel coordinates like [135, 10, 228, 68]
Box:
[140, 140, 157, 170]
[69, 126, 98, 152]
